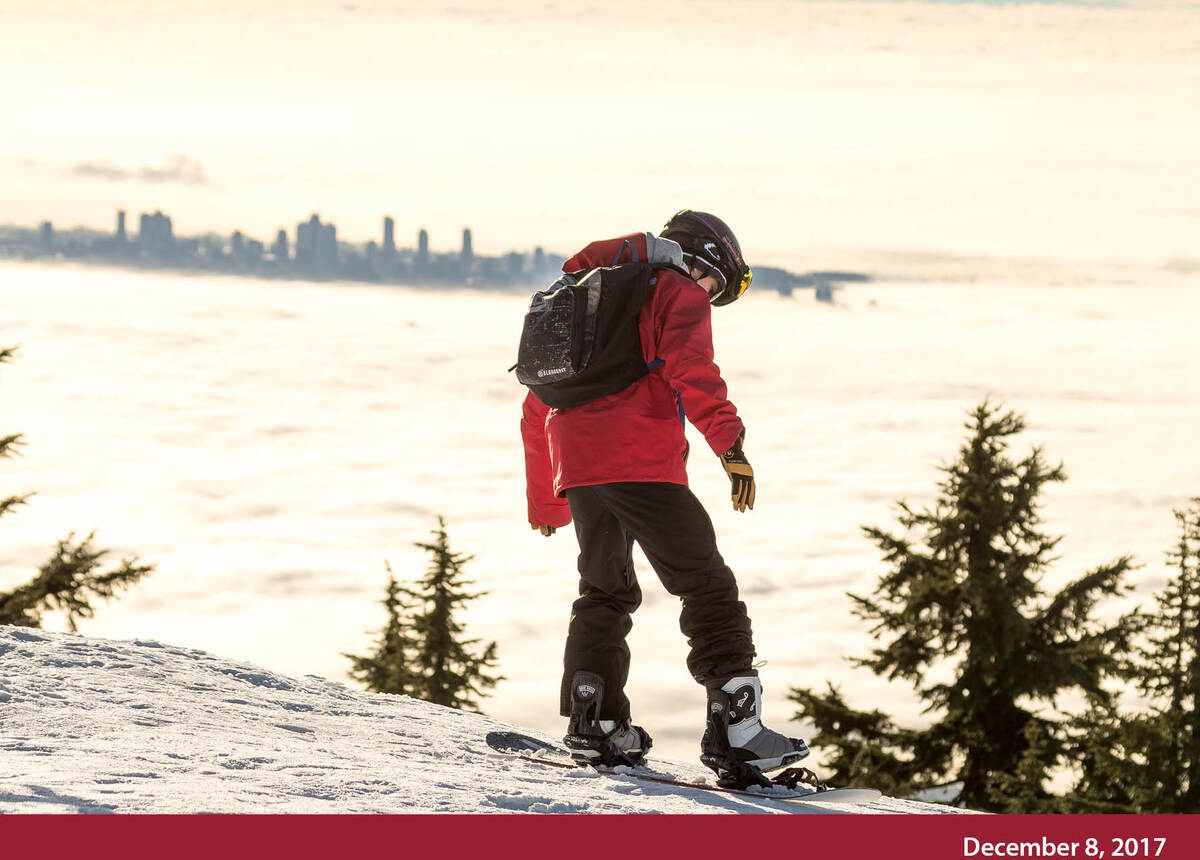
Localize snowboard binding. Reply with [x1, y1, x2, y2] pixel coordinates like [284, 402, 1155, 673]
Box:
[700, 755, 830, 792]
[771, 765, 834, 793]
[700, 753, 776, 789]
[563, 671, 652, 768]
[700, 682, 814, 790]
[564, 726, 651, 768]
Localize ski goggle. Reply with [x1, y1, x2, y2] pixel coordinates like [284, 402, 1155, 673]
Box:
[683, 252, 752, 306]
[709, 265, 753, 307]
[727, 267, 753, 303]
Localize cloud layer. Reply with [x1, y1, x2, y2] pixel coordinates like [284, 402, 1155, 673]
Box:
[70, 154, 208, 186]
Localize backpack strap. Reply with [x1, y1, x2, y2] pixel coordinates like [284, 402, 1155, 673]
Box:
[611, 239, 640, 266]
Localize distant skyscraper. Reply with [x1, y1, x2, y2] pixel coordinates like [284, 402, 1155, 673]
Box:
[316, 223, 337, 274]
[231, 230, 245, 259]
[383, 216, 395, 257]
[138, 211, 174, 256]
[116, 210, 127, 242]
[295, 214, 337, 276]
[506, 251, 524, 278]
[417, 228, 430, 269]
[39, 221, 53, 251]
[271, 229, 289, 262]
[461, 228, 473, 261]
[296, 214, 319, 270]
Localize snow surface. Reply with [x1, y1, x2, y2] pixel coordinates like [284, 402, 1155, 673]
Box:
[0, 628, 974, 814]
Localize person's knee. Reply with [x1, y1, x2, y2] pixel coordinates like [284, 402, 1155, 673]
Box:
[660, 565, 739, 603]
[577, 584, 643, 615]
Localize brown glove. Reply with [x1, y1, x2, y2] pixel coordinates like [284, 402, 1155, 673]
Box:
[719, 431, 755, 512]
[531, 523, 556, 537]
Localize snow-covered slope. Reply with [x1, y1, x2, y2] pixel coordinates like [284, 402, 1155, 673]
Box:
[0, 627, 973, 814]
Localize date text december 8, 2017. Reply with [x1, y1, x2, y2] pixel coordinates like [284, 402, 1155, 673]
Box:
[964, 838, 1167, 859]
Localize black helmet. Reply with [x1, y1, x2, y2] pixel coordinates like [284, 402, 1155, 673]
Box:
[660, 210, 752, 306]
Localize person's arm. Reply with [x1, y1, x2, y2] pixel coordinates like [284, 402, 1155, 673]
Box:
[520, 392, 572, 533]
[655, 277, 744, 455]
[656, 276, 755, 512]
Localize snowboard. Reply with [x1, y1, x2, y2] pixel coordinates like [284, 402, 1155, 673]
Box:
[484, 730, 881, 807]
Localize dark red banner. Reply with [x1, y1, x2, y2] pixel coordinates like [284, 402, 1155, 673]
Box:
[3, 814, 1197, 860]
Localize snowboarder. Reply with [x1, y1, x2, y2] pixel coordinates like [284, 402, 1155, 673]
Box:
[520, 210, 807, 786]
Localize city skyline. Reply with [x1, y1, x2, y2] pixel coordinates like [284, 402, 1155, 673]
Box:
[2, 206, 850, 297]
[5, 207, 555, 288]
[14, 209, 507, 255]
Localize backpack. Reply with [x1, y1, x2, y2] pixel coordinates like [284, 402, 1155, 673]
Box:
[514, 262, 654, 409]
[512, 234, 690, 409]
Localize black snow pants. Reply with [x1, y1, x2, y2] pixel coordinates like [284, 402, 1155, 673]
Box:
[559, 481, 757, 721]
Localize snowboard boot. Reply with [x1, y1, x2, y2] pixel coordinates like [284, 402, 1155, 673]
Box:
[700, 674, 810, 788]
[562, 670, 652, 767]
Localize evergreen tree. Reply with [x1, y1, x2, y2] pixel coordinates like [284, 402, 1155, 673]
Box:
[1, 345, 153, 629]
[1071, 499, 1200, 813]
[343, 562, 420, 695]
[789, 682, 929, 799]
[1064, 697, 1143, 813]
[988, 719, 1067, 813]
[1144, 499, 1200, 811]
[0, 532, 154, 630]
[408, 517, 503, 711]
[790, 401, 1138, 811]
[345, 517, 502, 712]
[1, 346, 32, 522]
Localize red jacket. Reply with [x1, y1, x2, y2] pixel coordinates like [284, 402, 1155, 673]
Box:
[521, 233, 745, 527]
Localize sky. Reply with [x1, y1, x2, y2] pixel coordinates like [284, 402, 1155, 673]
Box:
[2, 0, 1198, 269]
